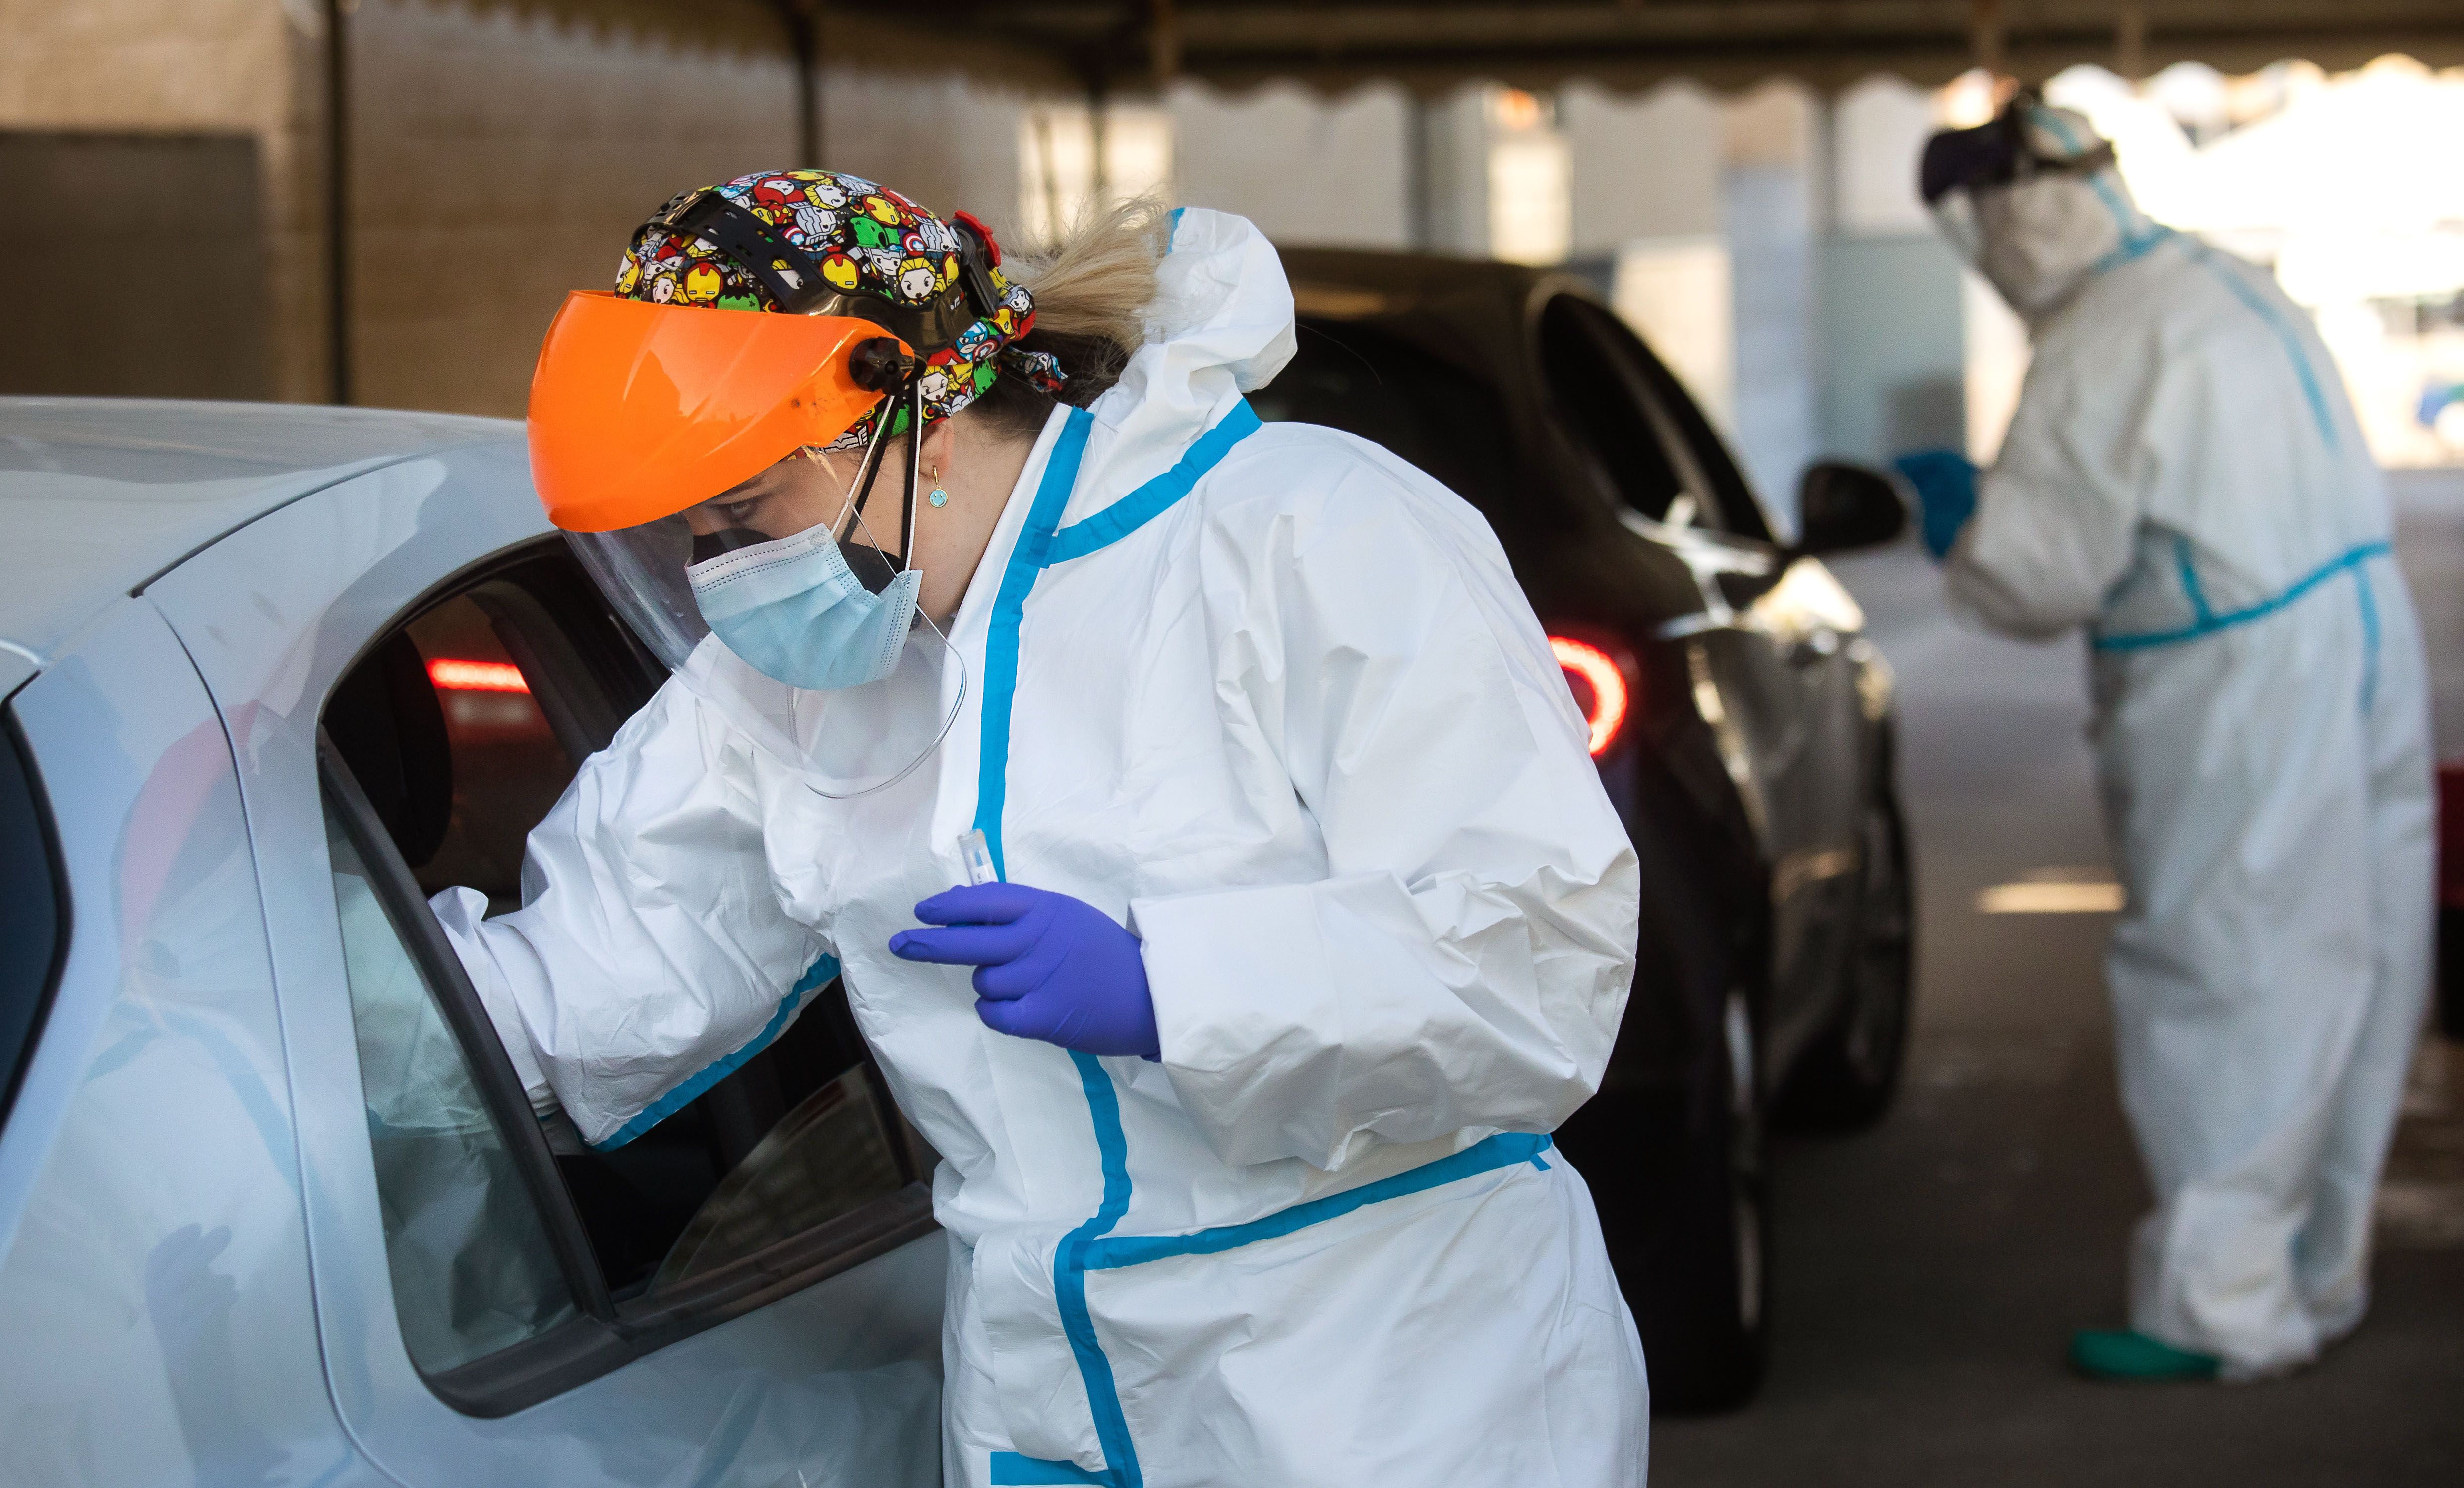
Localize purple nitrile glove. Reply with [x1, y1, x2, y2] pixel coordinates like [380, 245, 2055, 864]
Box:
[888, 882, 1160, 1059]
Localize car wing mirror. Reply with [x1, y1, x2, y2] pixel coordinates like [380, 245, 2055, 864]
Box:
[1794, 461, 1910, 557]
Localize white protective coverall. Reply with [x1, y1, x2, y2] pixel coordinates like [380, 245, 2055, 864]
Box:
[436, 209, 1651, 1484]
[1943, 120, 2434, 1377]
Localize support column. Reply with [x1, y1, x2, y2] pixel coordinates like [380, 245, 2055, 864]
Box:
[1969, 0, 2006, 78]
[2116, 3, 2148, 83]
[321, 0, 351, 406]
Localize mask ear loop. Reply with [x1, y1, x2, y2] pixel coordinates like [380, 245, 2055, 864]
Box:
[823, 393, 900, 546]
[899, 376, 925, 574]
[801, 377, 970, 802]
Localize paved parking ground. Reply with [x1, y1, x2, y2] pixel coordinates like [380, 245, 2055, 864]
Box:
[1651, 472, 2464, 1485]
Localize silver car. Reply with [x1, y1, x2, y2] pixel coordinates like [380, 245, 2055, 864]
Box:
[0, 399, 945, 1487]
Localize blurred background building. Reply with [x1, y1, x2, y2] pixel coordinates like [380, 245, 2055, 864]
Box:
[4, 0, 2460, 531]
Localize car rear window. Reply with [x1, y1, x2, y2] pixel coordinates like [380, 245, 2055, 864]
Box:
[1252, 321, 1517, 521]
[0, 714, 67, 1130]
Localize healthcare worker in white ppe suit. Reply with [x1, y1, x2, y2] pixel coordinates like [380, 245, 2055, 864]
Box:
[1905, 98, 2434, 1382]
[442, 169, 1650, 1484]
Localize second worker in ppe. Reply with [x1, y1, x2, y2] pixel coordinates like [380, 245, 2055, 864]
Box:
[436, 169, 1651, 1484]
[1914, 97, 2434, 1383]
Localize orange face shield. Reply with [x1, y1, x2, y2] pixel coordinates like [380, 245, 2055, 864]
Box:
[525, 291, 906, 533]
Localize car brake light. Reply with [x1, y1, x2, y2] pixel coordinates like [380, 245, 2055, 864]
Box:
[1550, 636, 1630, 758]
[427, 658, 531, 694]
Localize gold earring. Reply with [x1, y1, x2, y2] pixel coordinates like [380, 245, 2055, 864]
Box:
[927, 461, 950, 508]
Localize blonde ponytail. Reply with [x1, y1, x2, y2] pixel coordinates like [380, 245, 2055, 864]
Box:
[969, 196, 1171, 436]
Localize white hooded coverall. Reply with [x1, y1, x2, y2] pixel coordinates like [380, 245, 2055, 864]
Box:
[436, 210, 1652, 1483]
[1945, 137, 2434, 1377]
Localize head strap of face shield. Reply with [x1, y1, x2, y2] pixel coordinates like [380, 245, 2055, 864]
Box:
[821, 361, 930, 588]
[636, 188, 996, 353]
[1920, 89, 2116, 205]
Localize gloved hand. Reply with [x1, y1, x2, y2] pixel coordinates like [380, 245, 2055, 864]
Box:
[1892, 448, 1981, 561]
[888, 883, 1161, 1058]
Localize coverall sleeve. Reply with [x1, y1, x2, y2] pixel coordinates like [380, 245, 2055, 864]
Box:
[1943, 348, 2145, 639]
[1131, 448, 1643, 1170]
[430, 680, 829, 1148]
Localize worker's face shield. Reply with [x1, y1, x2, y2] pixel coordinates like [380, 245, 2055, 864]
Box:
[1919, 94, 2116, 271]
[531, 290, 964, 798]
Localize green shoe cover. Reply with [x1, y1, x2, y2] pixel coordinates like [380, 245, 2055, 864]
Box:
[2068, 1328, 2222, 1382]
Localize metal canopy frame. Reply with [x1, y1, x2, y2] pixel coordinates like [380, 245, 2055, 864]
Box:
[895, 1, 2464, 95]
[451, 2, 2464, 97]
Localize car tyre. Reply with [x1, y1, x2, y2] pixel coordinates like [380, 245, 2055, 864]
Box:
[1778, 795, 1915, 1131]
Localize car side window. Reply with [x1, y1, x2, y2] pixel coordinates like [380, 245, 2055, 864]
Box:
[0, 714, 67, 1135]
[1539, 294, 1704, 529]
[1540, 295, 1774, 543]
[325, 804, 580, 1372]
[318, 540, 934, 1403]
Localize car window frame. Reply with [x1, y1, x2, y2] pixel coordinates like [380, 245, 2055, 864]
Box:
[0, 706, 71, 1139]
[1540, 292, 1777, 545]
[317, 537, 937, 1418]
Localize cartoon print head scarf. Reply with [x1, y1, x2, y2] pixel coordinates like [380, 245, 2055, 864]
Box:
[618, 168, 1066, 449]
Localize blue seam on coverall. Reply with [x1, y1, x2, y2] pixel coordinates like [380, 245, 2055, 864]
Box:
[988, 1456, 1115, 1486]
[590, 954, 841, 1150]
[2031, 107, 2370, 699]
[975, 401, 1259, 1488]
[2172, 534, 2218, 626]
[1079, 1131, 1554, 1270]
[2026, 106, 2166, 274]
[2091, 541, 2390, 652]
[2357, 559, 2383, 713]
[975, 397, 1558, 1485]
[1041, 403, 1265, 564]
[2028, 106, 2328, 445]
[2179, 237, 2338, 450]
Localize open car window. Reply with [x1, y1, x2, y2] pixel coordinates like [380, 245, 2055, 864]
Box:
[1537, 295, 1774, 543]
[317, 538, 935, 1413]
[324, 803, 581, 1372]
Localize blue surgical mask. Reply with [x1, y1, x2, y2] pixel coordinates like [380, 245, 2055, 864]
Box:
[686, 522, 923, 691]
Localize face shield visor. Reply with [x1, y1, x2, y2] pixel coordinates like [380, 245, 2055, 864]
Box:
[529, 287, 965, 799]
[1918, 92, 2117, 269]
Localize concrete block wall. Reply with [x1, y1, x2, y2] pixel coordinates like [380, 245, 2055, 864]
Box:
[1168, 80, 1410, 251]
[345, 0, 798, 416]
[0, 0, 326, 401]
[0, 5, 1980, 470]
[820, 68, 1029, 237]
[0, 0, 1074, 417]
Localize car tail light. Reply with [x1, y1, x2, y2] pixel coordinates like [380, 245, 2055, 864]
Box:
[1550, 636, 1630, 757]
[427, 658, 531, 694]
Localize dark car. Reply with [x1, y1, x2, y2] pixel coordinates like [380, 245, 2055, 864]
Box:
[1257, 249, 1918, 1412]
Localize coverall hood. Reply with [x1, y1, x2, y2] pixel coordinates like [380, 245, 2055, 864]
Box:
[1928, 100, 2162, 323]
[1969, 167, 2157, 322]
[1061, 207, 1301, 525]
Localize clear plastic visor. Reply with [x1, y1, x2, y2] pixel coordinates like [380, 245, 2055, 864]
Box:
[567, 407, 966, 800]
[1929, 190, 1984, 270]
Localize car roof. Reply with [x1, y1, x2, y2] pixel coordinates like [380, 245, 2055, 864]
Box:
[0, 398, 517, 667]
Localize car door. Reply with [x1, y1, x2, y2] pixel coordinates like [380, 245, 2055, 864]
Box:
[1535, 293, 1869, 1064]
[146, 437, 944, 1488]
[0, 600, 372, 1486]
